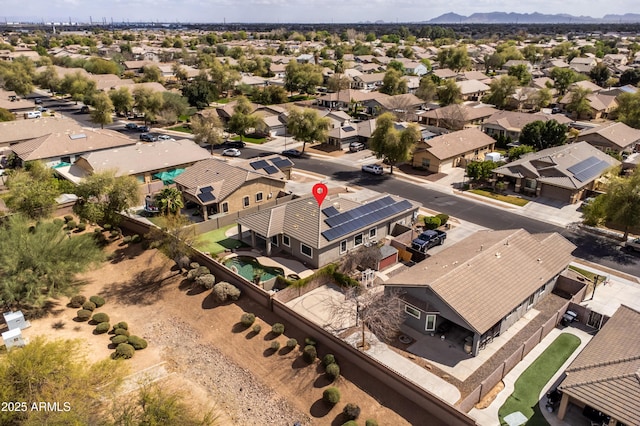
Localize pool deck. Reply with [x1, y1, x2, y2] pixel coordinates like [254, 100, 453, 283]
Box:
[224, 250, 315, 279]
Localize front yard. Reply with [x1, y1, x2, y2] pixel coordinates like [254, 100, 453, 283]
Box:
[468, 188, 530, 207]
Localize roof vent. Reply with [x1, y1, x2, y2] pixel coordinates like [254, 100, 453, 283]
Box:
[69, 133, 87, 140]
[495, 252, 501, 258]
[537, 258, 542, 263]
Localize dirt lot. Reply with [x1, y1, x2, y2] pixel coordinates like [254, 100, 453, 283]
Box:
[24, 241, 416, 425]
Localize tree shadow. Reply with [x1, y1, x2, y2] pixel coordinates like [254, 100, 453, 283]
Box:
[292, 356, 312, 370]
[201, 292, 220, 309]
[313, 374, 332, 389]
[309, 399, 333, 418]
[231, 322, 248, 333]
[330, 413, 349, 426]
[186, 284, 207, 296]
[245, 330, 259, 339]
[278, 346, 295, 355]
[315, 363, 326, 374]
[263, 331, 279, 341]
[108, 243, 146, 264]
[100, 265, 173, 306]
[262, 347, 278, 357]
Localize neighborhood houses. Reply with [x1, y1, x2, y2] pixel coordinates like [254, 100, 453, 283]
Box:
[1, 17, 640, 426]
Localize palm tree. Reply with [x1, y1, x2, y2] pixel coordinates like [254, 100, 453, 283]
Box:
[155, 187, 184, 216]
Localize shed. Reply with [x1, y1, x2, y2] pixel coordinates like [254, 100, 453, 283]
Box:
[3, 311, 29, 330]
[485, 152, 502, 162]
[2, 328, 25, 349]
[378, 245, 399, 271]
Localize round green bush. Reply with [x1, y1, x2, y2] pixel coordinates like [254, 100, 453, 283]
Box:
[365, 420, 378, 426]
[195, 273, 215, 290]
[271, 323, 285, 336]
[303, 345, 317, 364]
[286, 338, 297, 349]
[326, 363, 340, 381]
[127, 335, 148, 350]
[114, 328, 130, 337]
[89, 295, 105, 307]
[240, 313, 256, 327]
[53, 218, 64, 227]
[111, 335, 128, 345]
[114, 321, 128, 330]
[189, 262, 200, 270]
[304, 337, 317, 346]
[322, 387, 341, 405]
[95, 322, 110, 334]
[69, 295, 87, 308]
[76, 222, 87, 232]
[92, 313, 110, 323]
[113, 343, 135, 359]
[64, 215, 74, 223]
[123, 235, 132, 244]
[436, 213, 449, 226]
[342, 421, 358, 426]
[82, 301, 96, 311]
[76, 309, 92, 321]
[423, 216, 441, 230]
[66, 220, 77, 229]
[270, 341, 280, 351]
[343, 403, 361, 420]
[102, 224, 112, 231]
[252, 324, 262, 334]
[131, 234, 141, 243]
[323, 354, 336, 366]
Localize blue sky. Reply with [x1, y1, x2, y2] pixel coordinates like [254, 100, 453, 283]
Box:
[2, 0, 638, 23]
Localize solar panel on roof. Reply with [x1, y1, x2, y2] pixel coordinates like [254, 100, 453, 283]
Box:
[567, 156, 600, 175]
[567, 156, 610, 182]
[263, 165, 279, 175]
[200, 186, 213, 193]
[249, 160, 269, 170]
[322, 206, 340, 217]
[272, 158, 293, 169]
[342, 126, 355, 132]
[197, 191, 215, 203]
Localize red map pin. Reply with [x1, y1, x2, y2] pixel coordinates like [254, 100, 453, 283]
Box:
[312, 183, 328, 206]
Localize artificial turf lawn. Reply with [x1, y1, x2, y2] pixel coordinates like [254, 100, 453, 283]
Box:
[195, 224, 247, 255]
[498, 333, 581, 425]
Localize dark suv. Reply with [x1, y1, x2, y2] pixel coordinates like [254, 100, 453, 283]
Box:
[140, 133, 159, 142]
[224, 140, 246, 148]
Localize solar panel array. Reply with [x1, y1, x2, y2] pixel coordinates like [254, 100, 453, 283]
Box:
[342, 126, 355, 132]
[272, 157, 293, 169]
[249, 160, 269, 170]
[321, 196, 413, 241]
[263, 165, 279, 175]
[197, 191, 215, 203]
[567, 156, 610, 182]
[322, 206, 340, 217]
[200, 186, 213, 193]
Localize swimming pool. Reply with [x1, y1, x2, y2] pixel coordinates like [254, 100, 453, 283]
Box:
[224, 256, 284, 283]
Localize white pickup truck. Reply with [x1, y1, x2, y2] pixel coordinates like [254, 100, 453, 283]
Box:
[624, 238, 640, 252]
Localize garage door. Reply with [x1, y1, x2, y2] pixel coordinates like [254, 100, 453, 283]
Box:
[540, 184, 572, 203]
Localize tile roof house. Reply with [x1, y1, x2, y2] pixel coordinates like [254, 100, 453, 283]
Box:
[385, 228, 575, 356]
[578, 122, 640, 154]
[481, 110, 574, 142]
[363, 93, 425, 121]
[419, 103, 498, 131]
[411, 128, 496, 173]
[492, 141, 620, 204]
[173, 156, 291, 220]
[557, 305, 640, 426]
[326, 119, 377, 149]
[237, 193, 419, 268]
[558, 92, 618, 121]
[316, 89, 388, 112]
[456, 79, 491, 101]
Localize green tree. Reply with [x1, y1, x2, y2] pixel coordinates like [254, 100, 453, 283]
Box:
[227, 96, 265, 142]
[0, 57, 35, 96]
[74, 170, 140, 225]
[191, 113, 224, 152]
[284, 61, 323, 94]
[589, 62, 611, 87]
[380, 68, 408, 95]
[109, 86, 133, 116]
[155, 187, 184, 216]
[0, 216, 104, 308]
[437, 46, 470, 72]
[600, 170, 640, 240]
[0, 107, 14, 121]
[437, 79, 461, 106]
[507, 145, 535, 160]
[508, 64, 532, 85]
[208, 59, 240, 97]
[89, 92, 114, 129]
[550, 67, 578, 95]
[369, 112, 420, 174]
[286, 107, 331, 152]
[415, 76, 437, 102]
[182, 72, 217, 109]
[531, 87, 553, 111]
[251, 85, 289, 105]
[133, 87, 164, 124]
[5, 161, 59, 219]
[519, 120, 568, 150]
[484, 76, 519, 109]
[159, 91, 189, 124]
[619, 68, 640, 86]
[83, 57, 119, 74]
[565, 87, 592, 120]
[34, 65, 61, 94]
[326, 74, 351, 93]
[616, 91, 640, 129]
[140, 64, 163, 83]
[466, 161, 496, 182]
[59, 72, 97, 104]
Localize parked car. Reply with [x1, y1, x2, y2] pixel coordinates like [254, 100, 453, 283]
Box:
[140, 133, 158, 142]
[411, 230, 447, 253]
[222, 148, 241, 157]
[281, 149, 303, 158]
[137, 125, 150, 132]
[157, 134, 174, 141]
[34, 98, 42, 104]
[24, 111, 42, 119]
[625, 238, 640, 252]
[79, 106, 90, 113]
[224, 140, 246, 148]
[124, 123, 139, 130]
[349, 142, 365, 152]
[36, 106, 48, 112]
[361, 164, 384, 175]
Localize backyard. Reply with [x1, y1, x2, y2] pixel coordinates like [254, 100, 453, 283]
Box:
[195, 223, 247, 255]
[498, 333, 582, 425]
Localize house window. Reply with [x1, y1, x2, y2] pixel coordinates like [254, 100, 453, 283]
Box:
[421, 158, 430, 168]
[60, 156, 71, 164]
[256, 192, 263, 202]
[340, 239, 347, 254]
[271, 235, 278, 247]
[527, 294, 535, 309]
[425, 315, 436, 331]
[243, 196, 250, 208]
[221, 202, 229, 213]
[300, 243, 312, 258]
[354, 233, 363, 247]
[369, 228, 377, 239]
[405, 305, 421, 319]
[282, 234, 290, 247]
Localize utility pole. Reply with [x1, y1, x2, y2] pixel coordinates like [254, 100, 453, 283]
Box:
[590, 274, 601, 300]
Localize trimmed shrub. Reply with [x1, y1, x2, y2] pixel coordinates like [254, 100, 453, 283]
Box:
[323, 354, 336, 366]
[66, 220, 77, 229]
[127, 335, 148, 350]
[82, 301, 96, 311]
[113, 343, 135, 359]
[64, 215, 74, 223]
[326, 363, 340, 381]
[365, 420, 379, 426]
[123, 235, 132, 244]
[89, 295, 105, 307]
[195, 273, 215, 289]
[304, 337, 317, 346]
[187, 265, 210, 281]
[342, 421, 358, 426]
[114, 328, 130, 337]
[131, 234, 141, 243]
[92, 313, 110, 323]
[102, 224, 112, 231]
[286, 338, 297, 349]
[303, 345, 317, 364]
[343, 403, 361, 420]
[76, 309, 92, 321]
[95, 322, 110, 334]
[322, 387, 341, 405]
[76, 222, 87, 232]
[240, 313, 256, 327]
[53, 218, 65, 227]
[436, 213, 449, 226]
[271, 323, 285, 336]
[189, 262, 200, 270]
[111, 335, 128, 345]
[270, 341, 280, 351]
[114, 321, 128, 330]
[69, 295, 86, 308]
[252, 324, 262, 334]
[423, 216, 441, 230]
[212, 282, 241, 302]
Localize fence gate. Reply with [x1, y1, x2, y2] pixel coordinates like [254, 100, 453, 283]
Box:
[587, 310, 604, 329]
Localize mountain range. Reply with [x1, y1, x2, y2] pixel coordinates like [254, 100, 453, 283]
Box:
[426, 12, 640, 24]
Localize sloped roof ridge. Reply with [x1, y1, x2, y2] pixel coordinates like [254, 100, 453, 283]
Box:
[562, 369, 640, 389]
[567, 354, 640, 373]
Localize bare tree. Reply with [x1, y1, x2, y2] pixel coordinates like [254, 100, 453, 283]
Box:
[330, 286, 406, 350]
[338, 244, 381, 274]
